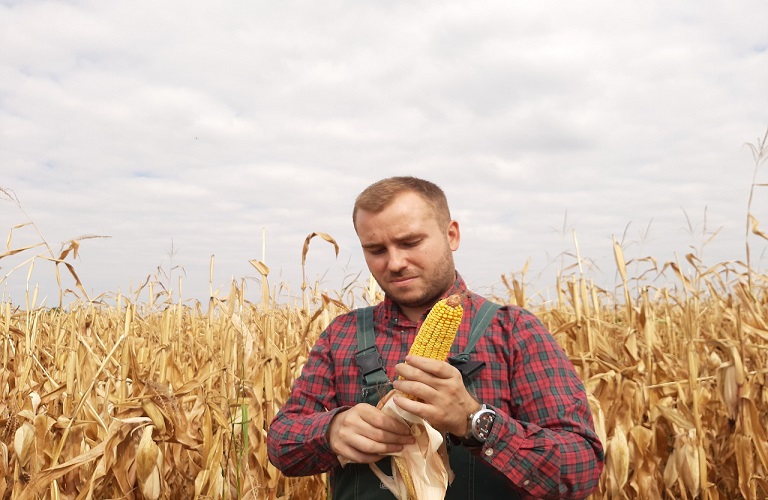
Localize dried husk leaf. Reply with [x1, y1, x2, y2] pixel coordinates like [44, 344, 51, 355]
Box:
[628, 425, 656, 498]
[14, 421, 35, 468]
[25, 391, 41, 414]
[735, 434, 754, 499]
[606, 425, 629, 498]
[677, 429, 700, 498]
[136, 425, 162, 500]
[0, 441, 8, 493]
[195, 428, 225, 497]
[717, 363, 740, 421]
[663, 447, 678, 490]
[142, 400, 167, 435]
[729, 346, 745, 385]
[369, 389, 450, 500]
[587, 394, 607, 449]
[743, 392, 768, 476]
[33, 413, 55, 473]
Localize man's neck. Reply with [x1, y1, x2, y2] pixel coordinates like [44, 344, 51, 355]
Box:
[399, 304, 430, 323]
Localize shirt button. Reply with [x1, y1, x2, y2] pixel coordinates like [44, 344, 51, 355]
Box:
[484, 449, 493, 457]
[523, 479, 530, 486]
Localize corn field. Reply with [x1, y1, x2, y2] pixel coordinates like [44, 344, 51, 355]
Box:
[1, 247, 767, 499]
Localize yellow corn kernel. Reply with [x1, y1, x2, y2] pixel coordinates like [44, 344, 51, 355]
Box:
[409, 294, 463, 361]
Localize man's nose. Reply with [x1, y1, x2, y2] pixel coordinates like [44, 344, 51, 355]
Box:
[387, 248, 408, 273]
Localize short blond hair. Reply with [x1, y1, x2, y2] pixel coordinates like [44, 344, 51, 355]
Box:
[353, 176, 451, 230]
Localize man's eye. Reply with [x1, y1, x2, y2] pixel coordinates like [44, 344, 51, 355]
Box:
[368, 248, 386, 255]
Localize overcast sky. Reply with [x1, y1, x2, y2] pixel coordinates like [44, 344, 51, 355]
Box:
[2, 1, 768, 307]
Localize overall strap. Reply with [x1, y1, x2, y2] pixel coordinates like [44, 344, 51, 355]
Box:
[461, 299, 501, 357]
[448, 299, 501, 380]
[335, 306, 393, 500]
[354, 306, 390, 388]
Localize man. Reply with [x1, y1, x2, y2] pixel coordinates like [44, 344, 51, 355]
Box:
[268, 176, 604, 499]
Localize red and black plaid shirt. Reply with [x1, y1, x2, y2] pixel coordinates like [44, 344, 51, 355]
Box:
[268, 275, 604, 499]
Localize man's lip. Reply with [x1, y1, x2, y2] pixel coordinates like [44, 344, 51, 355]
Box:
[390, 276, 416, 285]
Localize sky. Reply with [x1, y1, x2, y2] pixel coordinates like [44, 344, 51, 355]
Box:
[2, 0, 768, 308]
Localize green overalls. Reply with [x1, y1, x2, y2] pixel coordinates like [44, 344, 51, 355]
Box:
[331, 300, 521, 500]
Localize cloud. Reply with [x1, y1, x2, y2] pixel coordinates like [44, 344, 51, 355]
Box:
[1, 0, 767, 305]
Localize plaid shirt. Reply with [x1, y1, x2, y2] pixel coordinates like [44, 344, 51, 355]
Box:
[268, 275, 604, 499]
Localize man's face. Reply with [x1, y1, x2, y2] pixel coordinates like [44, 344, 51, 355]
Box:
[354, 191, 460, 317]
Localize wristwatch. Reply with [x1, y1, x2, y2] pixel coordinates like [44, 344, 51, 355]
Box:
[463, 404, 496, 445]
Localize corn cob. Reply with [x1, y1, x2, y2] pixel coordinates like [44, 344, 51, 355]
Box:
[393, 456, 416, 499]
[408, 294, 463, 361]
[399, 294, 464, 403]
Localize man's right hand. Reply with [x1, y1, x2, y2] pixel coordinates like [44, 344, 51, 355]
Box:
[327, 403, 415, 464]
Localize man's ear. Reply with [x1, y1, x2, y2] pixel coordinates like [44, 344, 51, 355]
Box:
[447, 220, 460, 251]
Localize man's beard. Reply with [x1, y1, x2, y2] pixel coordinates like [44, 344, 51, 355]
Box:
[382, 251, 455, 309]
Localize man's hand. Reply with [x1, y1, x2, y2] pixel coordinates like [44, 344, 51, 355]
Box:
[392, 355, 481, 436]
[327, 403, 415, 465]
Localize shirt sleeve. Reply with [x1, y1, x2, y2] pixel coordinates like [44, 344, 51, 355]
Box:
[267, 324, 347, 476]
[474, 307, 605, 499]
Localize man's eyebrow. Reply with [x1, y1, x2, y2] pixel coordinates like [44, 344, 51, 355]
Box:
[361, 232, 424, 249]
[360, 242, 383, 249]
[394, 232, 424, 241]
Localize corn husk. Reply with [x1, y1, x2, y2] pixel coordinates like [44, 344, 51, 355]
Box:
[369, 390, 451, 500]
[136, 425, 162, 500]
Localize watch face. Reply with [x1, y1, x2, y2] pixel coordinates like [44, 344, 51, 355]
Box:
[473, 409, 495, 441]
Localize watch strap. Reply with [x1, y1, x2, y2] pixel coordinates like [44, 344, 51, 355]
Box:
[449, 432, 483, 448]
[449, 403, 495, 447]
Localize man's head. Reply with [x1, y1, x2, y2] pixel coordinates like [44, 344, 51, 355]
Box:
[353, 176, 459, 320]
